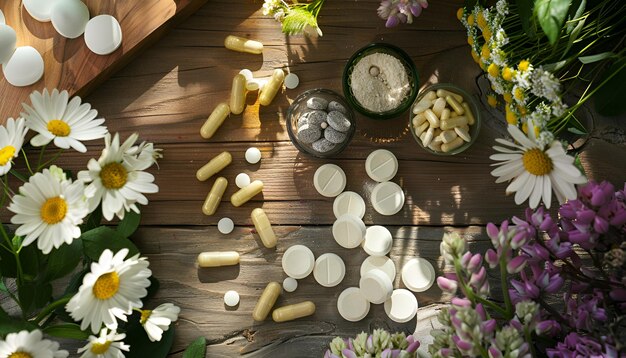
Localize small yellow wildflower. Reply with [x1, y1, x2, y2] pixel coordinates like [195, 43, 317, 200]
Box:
[522, 121, 528, 134]
[505, 106, 518, 125]
[518, 60, 530, 72]
[456, 8, 464, 21]
[477, 11, 487, 29]
[467, 14, 475, 26]
[514, 87, 525, 101]
[471, 50, 480, 64]
[468, 36, 474, 46]
[480, 62, 488, 71]
[502, 67, 514, 81]
[481, 44, 490, 60]
[503, 92, 513, 103]
[483, 28, 492, 41]
[487, 63, 499, 77]
[487, 95, 498, 108]
[518, 105, 527, 116]
[491, 83, 496, 91]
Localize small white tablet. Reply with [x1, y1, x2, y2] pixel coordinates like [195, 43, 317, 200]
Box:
[314, 164, 346, 198]
[333, 191, 366, 219]
[401, 258, 436, 292]
[365, 149, 398, 182]
[371, 181, 405, 216]
[360, 256, 396, 281]
[363, 225, 393, 256]
[384, 289, 418, 323]
[337, 287, 370, 322]
[0, 24, 16, 64]
[284, 73, 299, 89]
[313, 253, 345, 287]
[50, 0, 89, 39]
[282, 245, 315, 279]
[84, 15, 123, 55]
[245, 147, 262, 164]
[332, 214, 366, 249]
[217, 217, 234, 234]
[235, 173, 251, 189]
[224, 290, 240, 307]
[359, 269, 393, 304]
[23, 0, 60, 22]
[283, 277, 298, 292]
[2, 46, 44, 87]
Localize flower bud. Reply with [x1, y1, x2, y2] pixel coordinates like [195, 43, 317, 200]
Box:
[507, 256, 527, 274]
[437, 276, 458, 293]
[485, 249, 499, 268]
[535, 320, 560, 336]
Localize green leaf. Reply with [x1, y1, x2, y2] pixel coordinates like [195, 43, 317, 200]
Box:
[594, 59, 626, 116]
[81, 227, 139, 261]
[567, 127, 587, 135]
[183, 337, 206, 358]
[562, 18, 585, 59]
[0, 243, 17, 278]
[18, 242, 40, 279]
[43, 324, 90, 340]
[145, 276, 160, 301]
[124, 312, 176, 358]
[117, 210, 141, 238]
[34, 283, 53, 309]
[578, 52, 615, 64]
[515, 0, 535, 37]
[81, 205, 103, 232]
[542, 60, 568, 72]
[0, 312, 38, 337]
[535, 0, 572, 45]
[565, 0, 585, 33]
[282, 7, 318, 36]
[18, 283, 36, 314]
[0, 279, 8, 293]
[45, 239, 83, 281]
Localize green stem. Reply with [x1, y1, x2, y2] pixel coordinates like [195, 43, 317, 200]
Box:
[33, 296, 72, 325]
[36, 144, 47, 171]
[38, 149, 64, 171]
[21, 149, 34, 176]
[499, 256, 514, 319]
[9, 169, 27, 183]
[525, 327, 537, 358]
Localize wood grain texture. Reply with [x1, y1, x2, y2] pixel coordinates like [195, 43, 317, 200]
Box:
[0, 0, 209, 120]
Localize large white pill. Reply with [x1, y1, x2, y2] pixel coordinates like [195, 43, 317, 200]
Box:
[283, 277, 298, 292]
[84, 15, 122, 55]
[360, 256, 396, 281]
[235, 173, 251, 189]
[384, 289, 418, 323]
[0, 9, 5, 24]
[245, 147, 262, 164]
[359, 269, 394, 304]
[284, 73, 300, 89]
[333, 191, 366, 219]
[401, 258, 436, 292]
[363, 225, 393, 256]
[332, 214, 366, 249]
[365, 149, 398, 182]
[23, 0, 60, 22]
[50, 0, 89, 39]
[0, 24, 16, 64]
[2, 46, 44, 87]
[282, 245, 315, 279]
[224, 290, 240, 307]
[371, 181, 405, 216]
[313, 253, 345, 287]
[337, 287, 370, 322]
[313, 164, 346, 198]
[217, 217, 234, 234]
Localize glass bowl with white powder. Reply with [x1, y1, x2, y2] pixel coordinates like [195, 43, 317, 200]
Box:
[343, 43, 419, 120]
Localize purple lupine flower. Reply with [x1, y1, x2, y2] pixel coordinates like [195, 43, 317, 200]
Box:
[341, 349, 357, 358]
[565, 291, 608, 331]
[378, 0, 429, 27]
[546, 332, 608, 358]
[535, 320, 561, 336]
[437, 276, 458, 293]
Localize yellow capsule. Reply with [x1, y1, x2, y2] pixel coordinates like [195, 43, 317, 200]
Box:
[424, 109, 440, 129]
[231, 180, 264, 207]
[431, 97, 447, 117]
[414, 121, 429, 137]
[196, 151, 232, 182]
[251, 208, 276, 248]
[272, 301, 316, 322]
[440, 108, 451, 121]
[252, 282, 281, 321]
[445, 95, 465, 115]
[440, 130, 458, 144]
[224, 35, 263, 54]
[436, 89, 463, 103]
[441, 116, 468, 131]
[202, 177, 228, 216]
[462, 103, 476, 125]
[197, 251, 240, 268]
[259, 69, 285, 106]
[230, 74, 247, 115]
[201, 102, 230, 139]
[441, 137, 465, 153]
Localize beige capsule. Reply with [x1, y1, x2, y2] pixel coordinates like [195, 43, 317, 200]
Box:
[436, 89, 463, 102]
[445, 95, 465, 115]
[412, 113, 427, 127]
[432, 97, 447, 117]
[272, 301, 316, 322]
[441, 137, 464, 153]
[197, 251, 240, 267]
[424, 90, 437, 101]
[440, 108, 450, 121]
[440, 130, 458, 144]
[412, 97, 432, 114]
[230, 74, 247, 115]
[462, 102, 476, 125]
[440, 116, 468, 131]
[224, 35, 263, 54]
[252, 282, 281, 321]
[201, 102, 230, 139]
[251, 208, 276, 248]
[202, 177, 228, 216]
[196, 151, 232, 182]
[231, 180, 264, 207]
[259, 69, 285, 106]
[455, 126, 472, 142]
[422, 127, 434, 147]
[424, 109, 440, 128]
[414, 121, 429, 137]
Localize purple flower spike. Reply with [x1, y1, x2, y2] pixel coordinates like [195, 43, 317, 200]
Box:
[507, 255, 528, 274]
[483, 319, 497, 334]
[324, 350, 331, 358]
[489, 346, 503, 358]
[536, 320, 561, 336]
[410, 4, 422, 17]
[385, 15, 400, 27]
[486, 222, 500, 243]
[342, 348, 357, 358]
[468, 253, 483, 271]
[381, 348, 392, 358]
[451, 297, 471, 307]
[437, 276, 458, 293]
[485, 248, 499, 268]
[406, 340, 420, 353]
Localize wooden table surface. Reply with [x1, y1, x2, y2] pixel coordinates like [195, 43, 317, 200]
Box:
[11, 0, 626, 356]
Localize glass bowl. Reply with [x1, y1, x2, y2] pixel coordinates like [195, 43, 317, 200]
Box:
[342, 43, 419, 120]
[286, 88, 356, 158]
[409, 83, 481, 155]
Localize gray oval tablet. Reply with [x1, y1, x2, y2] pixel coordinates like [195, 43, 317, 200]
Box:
[327, 111, 351, 132]
[306, 97, 328, 110]
[312, 138, 336, 153]
[324, 127, 347, 144]
[297, 124, 322, 144]
[328, 101, 348, 115]
[298, 110, 326, 128]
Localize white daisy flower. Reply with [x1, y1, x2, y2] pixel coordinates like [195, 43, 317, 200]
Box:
[0, 329, 69, 358]
[8, 166, 89, 254]
[66, 248, 152, 334]
[0, 117, 28, 176]
[78, 133, 159, 221]
[140, 303, 181, 342]
[21, 89, 108, 153]
[77, 328, 129, 358]
[490, 125, 587, 209]
[125, 140, 163, 170]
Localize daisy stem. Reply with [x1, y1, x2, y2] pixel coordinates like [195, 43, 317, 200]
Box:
[38, 149, 64, 172]
[499, 255, 514, 319]
[36, 144, 47, 171]
[9, 169, 27, 183]
[33, 296, 72, 326]
[21, 149, 34, 176]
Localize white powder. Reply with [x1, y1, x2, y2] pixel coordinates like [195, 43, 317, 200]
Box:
[350, 53, 410, 112]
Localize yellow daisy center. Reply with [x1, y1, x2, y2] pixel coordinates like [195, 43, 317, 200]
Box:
[483, 28, 492, 41]
[467, 14, 475, 26]
[481, 44, 490, 59]
[506, 106, 518, 125]
[477, 11, 487, 29]
[487, 95, 498, 108]
[8, 352, 32, 358]
[503, 93, 513, 103]
[471, 50, 480, 64]
[518, 60, 530, 72]
[518, 105, 528, 116]
[47, 120, 71, 137]
[487, 63, 499, 78]
[502, 67, 514, 81]
[523, 148, 553, 176]
[100, 163, 128, 189]
[514, 87, 525, 100]
[140, 309, 152, 324]
[93, 272, 120, 300]
[456, 8, 463, 21]
[40, 196, 68, 225]
[467, 36, 474, 46]
[0, 145, 16, 166]
[90, 341, 112, 355]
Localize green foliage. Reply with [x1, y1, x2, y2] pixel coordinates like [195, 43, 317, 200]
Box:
[535, 0, 573, 45]
[183, 337, 207, 358]
[45, 239, 83, 281]
[81, 226, 139, 261]
[0, 310, 37, 337]
[593, 59, 626, 116]
[43, 324, 90, 340]
[117, 210, 141, 238]
[515, 0, 535, 36]
[124, 312, 176, 358]
[282, 7, 318, 36]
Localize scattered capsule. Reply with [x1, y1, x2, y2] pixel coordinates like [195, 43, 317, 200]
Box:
[231, 180, 264, 207]
[251, 208, 276, 248]
[445, 95, 465, 115]
[272, 301, 316, 322]
[424, 109, 440, 128]
[230, 74, 247, 115]
[441, 137, 465, 153]
[259, 69, 285, 106]
[196, 151, 232, 182]
[224, 35, 263, 54]
[197, 251, 240, 267]
[201, 102, 230, 139]
[202, 177, 228, 216]
[252, 282, 281, 321]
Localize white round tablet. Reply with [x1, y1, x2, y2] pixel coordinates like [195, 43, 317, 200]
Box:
[245, 147, 262, 164]
[0, 9, 5, 24]
[332, 214, 366, 249]
[239, 69, 254, 81]
[314, 164, 346, 198]
[359, 269, 394, 304]
[283, 277, 298, 293]
[84, 15, 122, 55]
[363, 225, 393, 256]
[23, 0, 60, 22]
[384, 289, 418, 323]
[235, 173, 251, 189]
[224, 290, 240, 307]
[0, 24, 16, 64]
[402, 258, 436, 292]
[360, 256, 396, 281]
[284, 73, 299, 89]
[217, 217, 234, 234]
[337, 287, 370, 322]
[333, 191, 366, 219]
[2, 46, 44, 87]
[282, 245, 315, 279]
[313, 253, 345, 287]
[371, 181, 405, 216]
[366, 149, 399, 182]
[50, 0, 89, 39]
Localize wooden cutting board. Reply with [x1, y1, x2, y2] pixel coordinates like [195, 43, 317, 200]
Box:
[0, 0, 209, 120]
